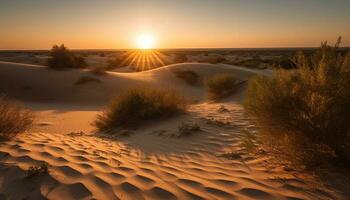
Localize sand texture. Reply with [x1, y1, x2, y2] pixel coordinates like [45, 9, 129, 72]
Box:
[0, 61, 344, 199]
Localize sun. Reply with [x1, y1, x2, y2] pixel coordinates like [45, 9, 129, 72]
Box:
[136, 34, 155, 49]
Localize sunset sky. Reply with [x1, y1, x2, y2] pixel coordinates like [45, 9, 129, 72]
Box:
[0, 0, 349, 50]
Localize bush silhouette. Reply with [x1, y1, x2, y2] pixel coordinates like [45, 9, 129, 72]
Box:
[244, 37, 350, 166]
[94, 88, 187, 130]
[206, 74, 238, 100]
[47, 44, 87, 69]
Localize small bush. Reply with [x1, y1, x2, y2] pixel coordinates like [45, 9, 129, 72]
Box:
[0, 95, 33, 140]
[206, 74, 238, 100]
[107, 57, 124, 70]
[75, 76, 101, 85]
[244, 38, 350, 166]
[173, 70, 200, 86]
[94, 88, 187, 130]
[47, 44, 87, 69]
[90, 67, 107, 76]
[178, 122, 200, 136]
[26, 162, 49, 178]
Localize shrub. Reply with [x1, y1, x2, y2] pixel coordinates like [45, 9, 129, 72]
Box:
[173, 70, 200, 86]
[0, 95, 33, 140]
[206, 74, 238, 100]
[94, 88, 187, 130]
[26, 162, 49, 178]
[47, 44, 87, 69]
[107, 57, 124, 70]
[244, 38, 350, 166]
[75, 76, 101, 85]
[90, 66, 107, 76]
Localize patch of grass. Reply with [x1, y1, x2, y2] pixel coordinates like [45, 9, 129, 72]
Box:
[47, 44, 87, 69]
[0, 95, 33, 140]
[206, 74, 239, 100]
[244, 37, 350, 167]
[173, 70, 200, 86]
[75, 76, 101, 85]
[94, 88, 187, 130]
[26, 162, 49, 178]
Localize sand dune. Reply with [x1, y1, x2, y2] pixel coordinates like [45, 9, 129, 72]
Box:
[0, 61, 342, 199]
[0, 61, 265, 105]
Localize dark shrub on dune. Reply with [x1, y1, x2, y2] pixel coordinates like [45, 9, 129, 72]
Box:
[90, 66, 108, 76]
[206, 74, 238, 100]
[173, 70, 200, 86]
[94, 88, 187, 130]
[244, 38, 350, 166]
[107, 57, 124, 70]
[47, 44, 87, 69]
[0, 95, 33, 140]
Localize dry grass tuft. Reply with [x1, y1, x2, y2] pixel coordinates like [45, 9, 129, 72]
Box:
[0, 95, 33, 140]
[244, 37, 350, 167]
[94, 88, 187, 130]
[206, 74, 239, 100]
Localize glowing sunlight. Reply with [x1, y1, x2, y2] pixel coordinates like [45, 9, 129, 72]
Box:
[136, 34, 155, 49]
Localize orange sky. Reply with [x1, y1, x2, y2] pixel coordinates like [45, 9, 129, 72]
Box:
[0, 0, 349, 50]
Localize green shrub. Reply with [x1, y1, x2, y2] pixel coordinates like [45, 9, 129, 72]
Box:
[206, 74, 238, 100]
[0, 95, 33, 140]
[47, 44, 87, 69]
[173, 70, 200, 86]
[94, 88, 187, 130]
[244, 38, 350, 166]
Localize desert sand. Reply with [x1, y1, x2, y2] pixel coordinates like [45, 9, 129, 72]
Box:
[0, 61, 340, 199]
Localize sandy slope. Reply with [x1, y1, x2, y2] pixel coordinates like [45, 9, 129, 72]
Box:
[0, 61, 343, 199]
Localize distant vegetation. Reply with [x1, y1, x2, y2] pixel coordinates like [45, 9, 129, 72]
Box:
[107, 57, 124, 70]
[206, 74, 239, 100]
[173, 53, 187, 63]
[94, 88, 187, 130]
[205, 55, 226, 64]
[244, 38, 350, 167]
[0, 95, 33, 140]
[173, 70, 200, 86]
[47, 44, 87, 69]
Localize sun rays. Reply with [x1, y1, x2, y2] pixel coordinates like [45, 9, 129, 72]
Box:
[117, 50, 167, 71]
